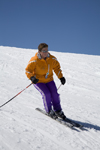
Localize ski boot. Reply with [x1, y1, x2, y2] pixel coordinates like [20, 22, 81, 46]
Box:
[55, 110, 66, 120]
[48, 109, 58, 119]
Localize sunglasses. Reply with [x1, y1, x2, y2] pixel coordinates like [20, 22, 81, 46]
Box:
[41, 50, 48, 53]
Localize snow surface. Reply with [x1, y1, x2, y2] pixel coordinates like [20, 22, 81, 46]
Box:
[0, 46, 100, 150]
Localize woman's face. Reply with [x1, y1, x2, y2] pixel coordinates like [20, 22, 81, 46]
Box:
[39, 47, 48, 59]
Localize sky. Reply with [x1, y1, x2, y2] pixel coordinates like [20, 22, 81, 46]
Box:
[0, 0, 100, 55]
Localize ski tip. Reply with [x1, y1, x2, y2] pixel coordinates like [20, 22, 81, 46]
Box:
[36, 108, 40, 110]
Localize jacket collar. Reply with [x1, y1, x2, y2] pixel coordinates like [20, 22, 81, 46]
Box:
[37, 52, 50, 59]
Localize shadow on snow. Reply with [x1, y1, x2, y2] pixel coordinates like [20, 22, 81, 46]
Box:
[70, 119, 100, 131]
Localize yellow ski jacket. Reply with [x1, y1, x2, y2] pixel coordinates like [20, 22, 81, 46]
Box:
[25, 52, 63, 83]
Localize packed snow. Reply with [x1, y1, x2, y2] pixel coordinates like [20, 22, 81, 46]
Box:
[0, 46, 100, 150]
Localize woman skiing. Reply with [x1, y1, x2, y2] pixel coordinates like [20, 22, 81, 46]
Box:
[25, 43, 66, 119]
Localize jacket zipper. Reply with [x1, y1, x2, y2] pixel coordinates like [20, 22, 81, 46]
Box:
[45, 64, 50, 79]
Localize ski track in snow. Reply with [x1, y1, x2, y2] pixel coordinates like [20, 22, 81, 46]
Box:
[0, 46, 100, 150]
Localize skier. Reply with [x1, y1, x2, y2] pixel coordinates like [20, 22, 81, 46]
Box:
[25, 43, 66, 119]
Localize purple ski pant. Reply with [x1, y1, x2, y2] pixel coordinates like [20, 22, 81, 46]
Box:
[34, 81, 62, 113]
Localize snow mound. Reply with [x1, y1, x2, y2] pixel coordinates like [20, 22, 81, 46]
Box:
[0, 46, 100, 150]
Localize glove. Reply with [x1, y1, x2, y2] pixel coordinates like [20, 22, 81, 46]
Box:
[60, 77, 66, 85]
[30, 76, 39, 84]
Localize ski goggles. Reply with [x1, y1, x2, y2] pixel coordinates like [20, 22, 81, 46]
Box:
[41, 50, 48, 53]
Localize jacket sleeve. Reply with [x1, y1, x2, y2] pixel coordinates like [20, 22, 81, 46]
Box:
[53, 57, 63, 79]
[25, 58, 36, 79]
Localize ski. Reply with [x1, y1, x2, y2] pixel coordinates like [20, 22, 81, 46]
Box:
[36, 108, 76, 129]
[64, 118, 83, 129]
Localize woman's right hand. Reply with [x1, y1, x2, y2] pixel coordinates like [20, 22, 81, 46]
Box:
[30, 76, 39, 84]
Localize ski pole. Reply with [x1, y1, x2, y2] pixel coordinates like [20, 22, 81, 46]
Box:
[57, 84, 62, 90]
[0, 83, 33, 108]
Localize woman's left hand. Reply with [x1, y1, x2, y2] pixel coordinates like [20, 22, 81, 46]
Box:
[60, 77, 66, 85]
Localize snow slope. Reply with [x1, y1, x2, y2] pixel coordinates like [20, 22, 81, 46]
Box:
[0, 46, 100, 150]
